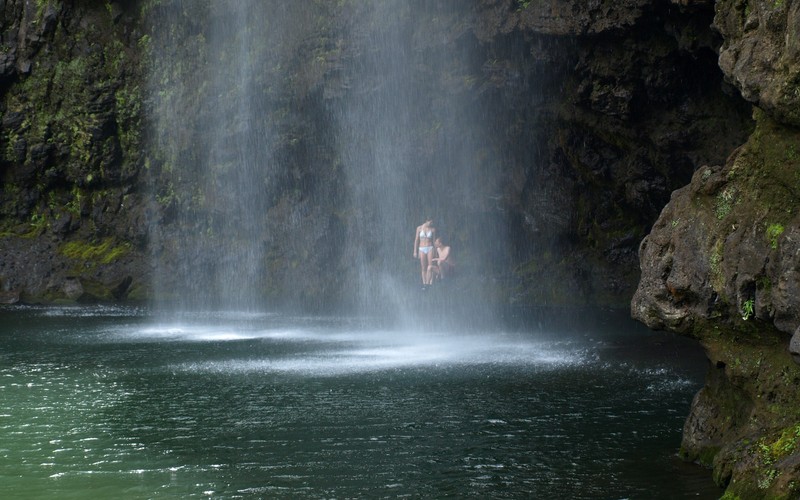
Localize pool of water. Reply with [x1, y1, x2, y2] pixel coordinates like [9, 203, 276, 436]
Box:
[0, 305, 719, 498]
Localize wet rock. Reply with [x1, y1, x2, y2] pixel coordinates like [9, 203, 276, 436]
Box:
[62, 277, 84, 301]
[16, 58, 30, 74]
[589, 82, 634, 117]
[512, 0, 649, 36]
[51, 213, 79, 235]
[11, 137, 26, 164]
[790, 327, 800, 365]
[39, 3, 58, 37]
[0, 47, 16, 81]
[0, 290, 20, 304]
[108, 2, 123, 24]
[2, 111, 25, 131]
[111, 276, 133, 299]
[29, 142, 52, 167]
[715, 0, 800, 127]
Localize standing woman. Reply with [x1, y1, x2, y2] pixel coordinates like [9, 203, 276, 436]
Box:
[413, 217, 436, 286]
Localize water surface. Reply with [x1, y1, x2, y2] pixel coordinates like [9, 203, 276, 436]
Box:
[0, 306, 719, 498]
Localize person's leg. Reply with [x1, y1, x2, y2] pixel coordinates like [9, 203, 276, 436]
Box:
[440, 261, 451, 280]
[422, 251, 434, 284]
[427, 264, 438, 284]
[418, 252, 427, 284]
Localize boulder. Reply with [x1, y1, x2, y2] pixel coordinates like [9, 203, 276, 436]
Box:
[0, 290, 20, 304]
[715, 0, 800, 127]
[790, 327, 800, 364]
[62, 277, 84, 301]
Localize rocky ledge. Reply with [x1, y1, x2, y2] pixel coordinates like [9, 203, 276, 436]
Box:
[632, 107, 800, 497]
[631, 0, 800, 496]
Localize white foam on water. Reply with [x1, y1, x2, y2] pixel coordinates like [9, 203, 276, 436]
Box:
[29, 304, 148, 318]
[122, 324, 370, 344]
[162, 328, 587, 376]
[133, 325, 259, 342]
[80, 311, 605, 376]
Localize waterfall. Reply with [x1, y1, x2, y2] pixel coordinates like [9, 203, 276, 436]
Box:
[331, 2, 504, 324]
[144, 1, 505, 321]
[145, 1, 291, 311]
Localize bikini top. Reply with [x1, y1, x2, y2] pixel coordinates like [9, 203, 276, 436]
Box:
[420, 230, 432, 238]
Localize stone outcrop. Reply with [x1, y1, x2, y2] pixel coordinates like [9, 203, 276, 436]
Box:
[0, 0, 149, 302]
[633, 114, 800, 337]
[715, 0, 800, 127]
[476, 0, 752, 305]
[633, 0, 800, 494]
[633, 109, 800, 496]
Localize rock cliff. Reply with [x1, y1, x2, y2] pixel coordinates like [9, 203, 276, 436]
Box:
[632, 0, 800, 496]
[481, 0, 752, 305]
[0, 0, 752, 308]
[0, 0, 148, 302]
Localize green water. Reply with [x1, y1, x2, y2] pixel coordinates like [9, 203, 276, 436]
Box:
[0, 306, 719, 499]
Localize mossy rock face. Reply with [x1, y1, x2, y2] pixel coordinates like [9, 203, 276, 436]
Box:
[1, 230, 147, 303]
[633, 108, 800, 335]
[715, 0, 800, 128]
[685, 331, 800, 468]
[493, 0, 753, 306]
[0, 0, 756, 308]
[1, 1, 144, 192]
[0, 1, 148, 304]
[633, 106, 800, 496]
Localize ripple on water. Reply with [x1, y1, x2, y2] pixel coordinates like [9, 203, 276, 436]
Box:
[0, 307, 717, 499]
[160, 333, 587, 376]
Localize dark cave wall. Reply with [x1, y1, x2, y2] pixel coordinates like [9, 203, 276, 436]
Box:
[477, 0, 753, 305]
[0, 0, 753, 308]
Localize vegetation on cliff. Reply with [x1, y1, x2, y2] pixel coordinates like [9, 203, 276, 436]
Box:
[670, 1, 800, 495]
[0, 0, 147, 302]
[0, 0, 753, 308]
[633, 57, 800, 500]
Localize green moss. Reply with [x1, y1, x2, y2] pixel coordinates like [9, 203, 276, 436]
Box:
[709, 239, 724, 291]
[766, 223, 785, 249]
[761, 425, 800, 465]
[715, 185, 737, 219]
[758, 275, 773, 292]
[738, 424, 800, 494]
[34, 0, 62, 22]
[115, 84, 143, 161]
[65, 186, 83, 216]
[26, 213, 48, 237]
[60, 238, 131, 266]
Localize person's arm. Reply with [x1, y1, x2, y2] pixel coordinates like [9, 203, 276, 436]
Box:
[413, 228, 419, 257]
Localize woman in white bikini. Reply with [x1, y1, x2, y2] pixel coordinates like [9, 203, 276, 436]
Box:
[413, 218, 436, 286]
